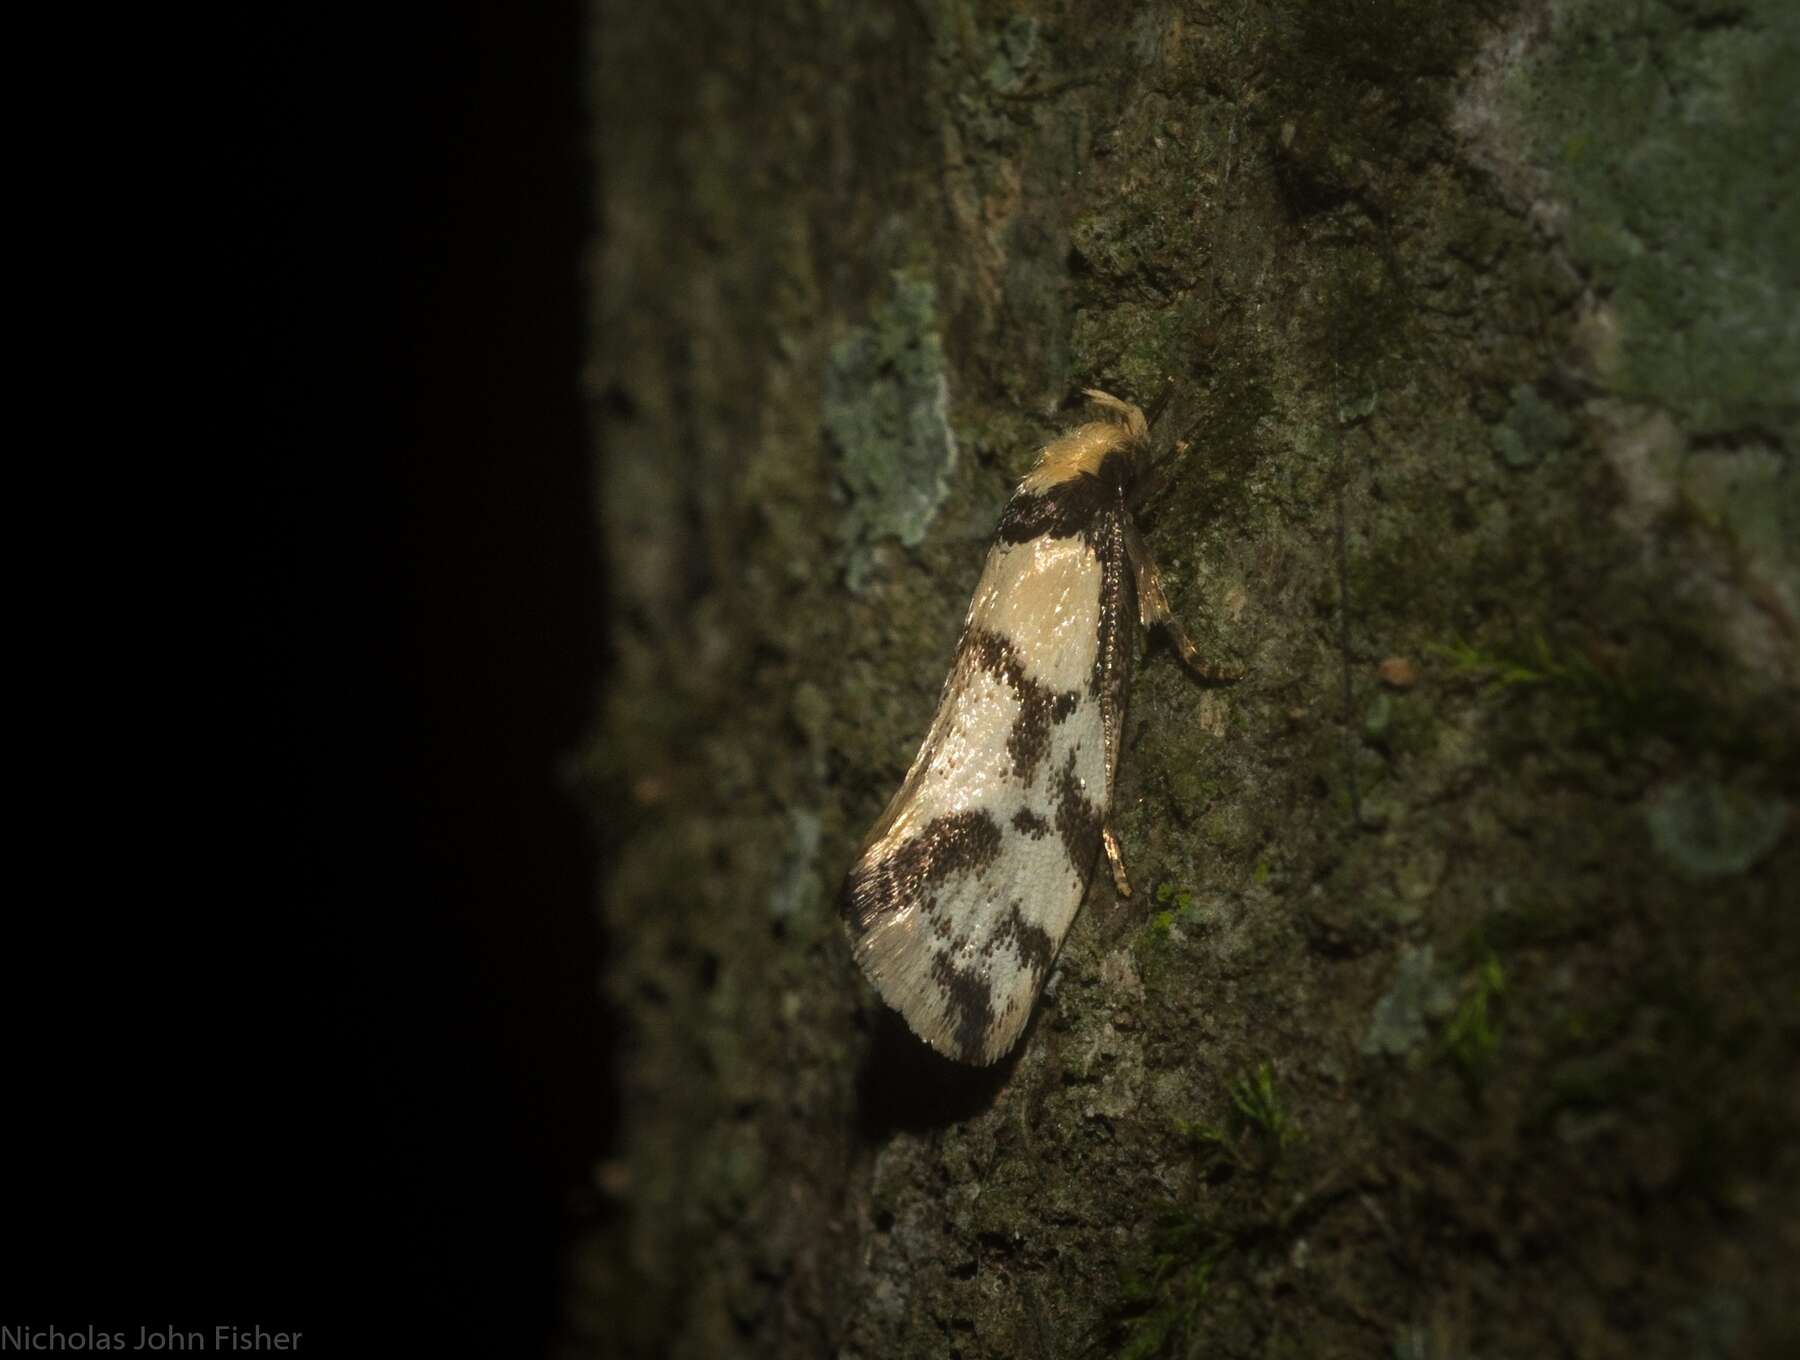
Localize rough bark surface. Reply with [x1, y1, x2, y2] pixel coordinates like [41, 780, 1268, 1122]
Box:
[572, 2, 1797, 1356]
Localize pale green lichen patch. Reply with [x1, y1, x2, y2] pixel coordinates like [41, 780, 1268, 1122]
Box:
[1505, 0, 1800, 444]
[1490, 382, 1574, 468]
[767, 808, 824, 922]
[1680, 440, 1796, 572]
[1363, 945, 1459, 1058]
[1644, 778, 1789, 880]
[825, 270, 960, 590]
[982, 13, 1038, 93]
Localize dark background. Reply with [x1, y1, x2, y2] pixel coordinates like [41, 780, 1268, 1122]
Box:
[16, 5, 609, 1352]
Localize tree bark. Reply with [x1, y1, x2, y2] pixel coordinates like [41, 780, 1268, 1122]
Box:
[573, 2, 1798, 1356]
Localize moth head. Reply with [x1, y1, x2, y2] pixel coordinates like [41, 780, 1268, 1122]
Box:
[1019, 388, 1152, 495]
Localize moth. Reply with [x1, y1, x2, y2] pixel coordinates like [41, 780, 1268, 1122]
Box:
[842, 389, 1235, 1064]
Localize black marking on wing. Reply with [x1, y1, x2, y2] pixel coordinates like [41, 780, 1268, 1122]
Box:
[1011, 807, 1051, 838]
[969, 627, 1083, 781]
[996, 450, 1135, 545]
[843, 809, 1004, 936]
[992, 900, 1056, 975]
[1052, 747, 1104, 878]
[929, 951, 998, 1063]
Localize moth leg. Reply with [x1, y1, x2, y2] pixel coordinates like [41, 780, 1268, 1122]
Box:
[1102, 821, 1132, 898]
[1143, 563, 1239, 681]
[1125, 521, 1242, 683]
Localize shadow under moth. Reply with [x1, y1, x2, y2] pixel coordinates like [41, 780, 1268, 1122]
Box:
[842, 389, 1236, 1065]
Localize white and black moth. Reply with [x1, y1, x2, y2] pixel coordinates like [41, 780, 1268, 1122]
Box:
[842, 389, 1233, 1065]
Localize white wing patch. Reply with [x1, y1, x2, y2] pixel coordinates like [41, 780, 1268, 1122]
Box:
[844, 533, 1110, 1064]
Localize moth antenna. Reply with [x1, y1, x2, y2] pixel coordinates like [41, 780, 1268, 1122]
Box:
[1142, 376, 1178, 431]
[1079, 387, 1149, 443]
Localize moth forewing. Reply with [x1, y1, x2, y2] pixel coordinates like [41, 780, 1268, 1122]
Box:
[843, 390, 1220, 1065]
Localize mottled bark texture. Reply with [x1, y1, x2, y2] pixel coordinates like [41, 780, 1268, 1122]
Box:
[571, 2, 1797, 1356]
